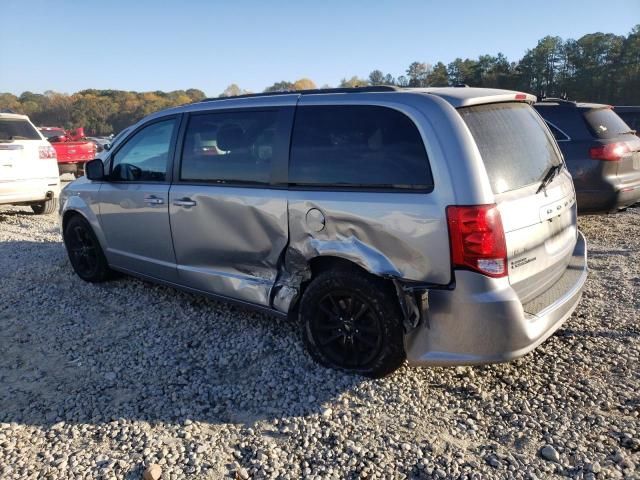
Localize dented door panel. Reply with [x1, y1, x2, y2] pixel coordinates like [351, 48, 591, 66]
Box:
[169, 186, 288, 306]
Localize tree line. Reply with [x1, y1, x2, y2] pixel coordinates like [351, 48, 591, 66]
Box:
[1, 25, 637, 136]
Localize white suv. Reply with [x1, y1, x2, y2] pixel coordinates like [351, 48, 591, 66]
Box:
[0, 112, 60, 214]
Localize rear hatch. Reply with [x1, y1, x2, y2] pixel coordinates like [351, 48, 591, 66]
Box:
[582, 106, 640, 187]
[0, 117, 43, 182]
[52, 141, 96, 163]
[459, 102, 577, 303]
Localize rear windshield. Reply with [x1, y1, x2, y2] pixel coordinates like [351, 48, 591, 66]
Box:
[0, 118, 42, 141]
[583, 108, 634, 139]
[459, 102, 561, 194]
[40, 128, 66, 139]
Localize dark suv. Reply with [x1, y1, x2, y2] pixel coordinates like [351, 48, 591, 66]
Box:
[535, 99, 640, 213]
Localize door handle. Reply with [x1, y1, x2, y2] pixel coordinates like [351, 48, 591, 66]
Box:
[173, 198, 197, 207]
[143, 195, 164, 205]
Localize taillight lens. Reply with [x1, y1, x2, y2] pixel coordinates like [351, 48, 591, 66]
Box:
[446, 204, 508, 278]
[589, 142, 630, 161]
[39, 145, 57, 160]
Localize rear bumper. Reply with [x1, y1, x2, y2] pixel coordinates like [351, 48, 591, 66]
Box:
[0, 178, 61, 205]
[577, 179, 640, 213]
[405, 231, 588, 366]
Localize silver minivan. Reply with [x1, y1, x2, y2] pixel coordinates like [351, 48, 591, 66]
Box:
[60, 86, 588, 377]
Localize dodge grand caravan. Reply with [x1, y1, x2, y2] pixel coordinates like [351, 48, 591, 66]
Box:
[60, 86, 588, 377]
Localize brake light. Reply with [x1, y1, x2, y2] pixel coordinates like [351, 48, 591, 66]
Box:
[589, 142, 630, 161]
[515, 93, 527, 100]
[38, 145, 57, 160]
[446, 204, 508, 278]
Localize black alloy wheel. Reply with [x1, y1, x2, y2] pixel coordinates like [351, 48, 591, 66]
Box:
[63, 215, 112, 282]
[299, 269, 405, 378]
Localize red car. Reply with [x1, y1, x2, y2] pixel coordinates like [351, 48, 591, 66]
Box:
[39, 127, 97, 177]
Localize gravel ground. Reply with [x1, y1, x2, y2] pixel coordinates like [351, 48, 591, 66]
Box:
[0, 205, 638, 480]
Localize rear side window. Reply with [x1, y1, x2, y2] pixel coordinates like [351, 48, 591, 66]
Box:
[616, 112, 639, 132]
[583, 108, 634, 139]
[289, 105, 432, 190]
[459, 103, 561, 194]
[0, 118, 41, 141]
[181, 110, 279, 184]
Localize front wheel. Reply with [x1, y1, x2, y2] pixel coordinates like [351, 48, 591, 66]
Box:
[299, 269, 405, 378]
[63, 215, 112, 282]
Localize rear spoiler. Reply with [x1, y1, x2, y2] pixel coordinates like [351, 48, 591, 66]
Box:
[425, 88, 537, 108]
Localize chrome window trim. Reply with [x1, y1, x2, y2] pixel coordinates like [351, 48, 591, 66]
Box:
[545, 120, 571, 142]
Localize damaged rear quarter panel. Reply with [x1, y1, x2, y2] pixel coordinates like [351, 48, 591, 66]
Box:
[273, 191, 451, 313]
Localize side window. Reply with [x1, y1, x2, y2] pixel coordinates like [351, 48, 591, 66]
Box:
[545, 121, 570, 141]
[289, 105, 433, 190]
[111, 119, 176, 182]
[180, 110, 279, 184]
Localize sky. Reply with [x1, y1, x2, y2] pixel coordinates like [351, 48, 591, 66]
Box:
[1, 0, 638, 97]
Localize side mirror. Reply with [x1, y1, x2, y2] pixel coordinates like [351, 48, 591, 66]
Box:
[49, 135, 66, 143]
[85, 159, 105, 181]
[103, 143, 111, 151]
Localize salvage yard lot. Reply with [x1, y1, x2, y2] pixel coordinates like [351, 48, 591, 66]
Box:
[0, 206, 638, 479]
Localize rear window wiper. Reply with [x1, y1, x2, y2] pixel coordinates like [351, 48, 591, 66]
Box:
[536, 163, 562, 195]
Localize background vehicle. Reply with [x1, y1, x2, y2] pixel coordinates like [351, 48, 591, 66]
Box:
[535, 99, 640, 213]
[60, 87, 587, 377]
[39, 126, 97, 177]
[86, 136, 111, 153]
[0, 113, 60, 213]
[614, 106, 640, 136]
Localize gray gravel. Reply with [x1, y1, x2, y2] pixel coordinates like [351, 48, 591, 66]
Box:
[0, 204, 639, 479]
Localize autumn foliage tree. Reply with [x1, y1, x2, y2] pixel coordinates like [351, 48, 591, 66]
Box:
[1, 25, 638, 136]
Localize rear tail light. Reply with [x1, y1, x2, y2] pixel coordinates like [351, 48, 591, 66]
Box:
[39, 145, 57, 160]
[589, 142, 630, 161]
[446, 204, 508, 278]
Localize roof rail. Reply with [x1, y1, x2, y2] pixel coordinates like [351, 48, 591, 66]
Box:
[200, 85, 400, 102]
[538, 97, 576, 106]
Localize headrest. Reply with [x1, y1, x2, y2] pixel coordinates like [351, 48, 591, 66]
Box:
[217, 124, 246, 151]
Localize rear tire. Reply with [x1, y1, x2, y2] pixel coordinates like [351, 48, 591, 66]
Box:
[63, 215, 112, 282]
[299, 268, 405, 378]
[31, 198, 57, 215]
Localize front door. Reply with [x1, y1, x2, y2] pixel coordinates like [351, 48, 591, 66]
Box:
[98, 116, 180, 281]
[169, 107, 293, 307]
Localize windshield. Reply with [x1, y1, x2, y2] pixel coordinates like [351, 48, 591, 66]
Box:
[459, 102, 562, 194]
[583, 108, 635, 139]
[40, 128, 66, 139]
[0, 118, 42, 141]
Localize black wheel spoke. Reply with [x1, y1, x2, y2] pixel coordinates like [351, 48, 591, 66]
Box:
[357, 322, 379, 334]
[319, 332, 343, 346]
[327, 294, 341, 314]
[355, 334, 378, 348]
[352, 302, 369, 321]
[74, 226, 84, 244]
[319, 302, 338, 318]
[315, 322, 341, 332]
